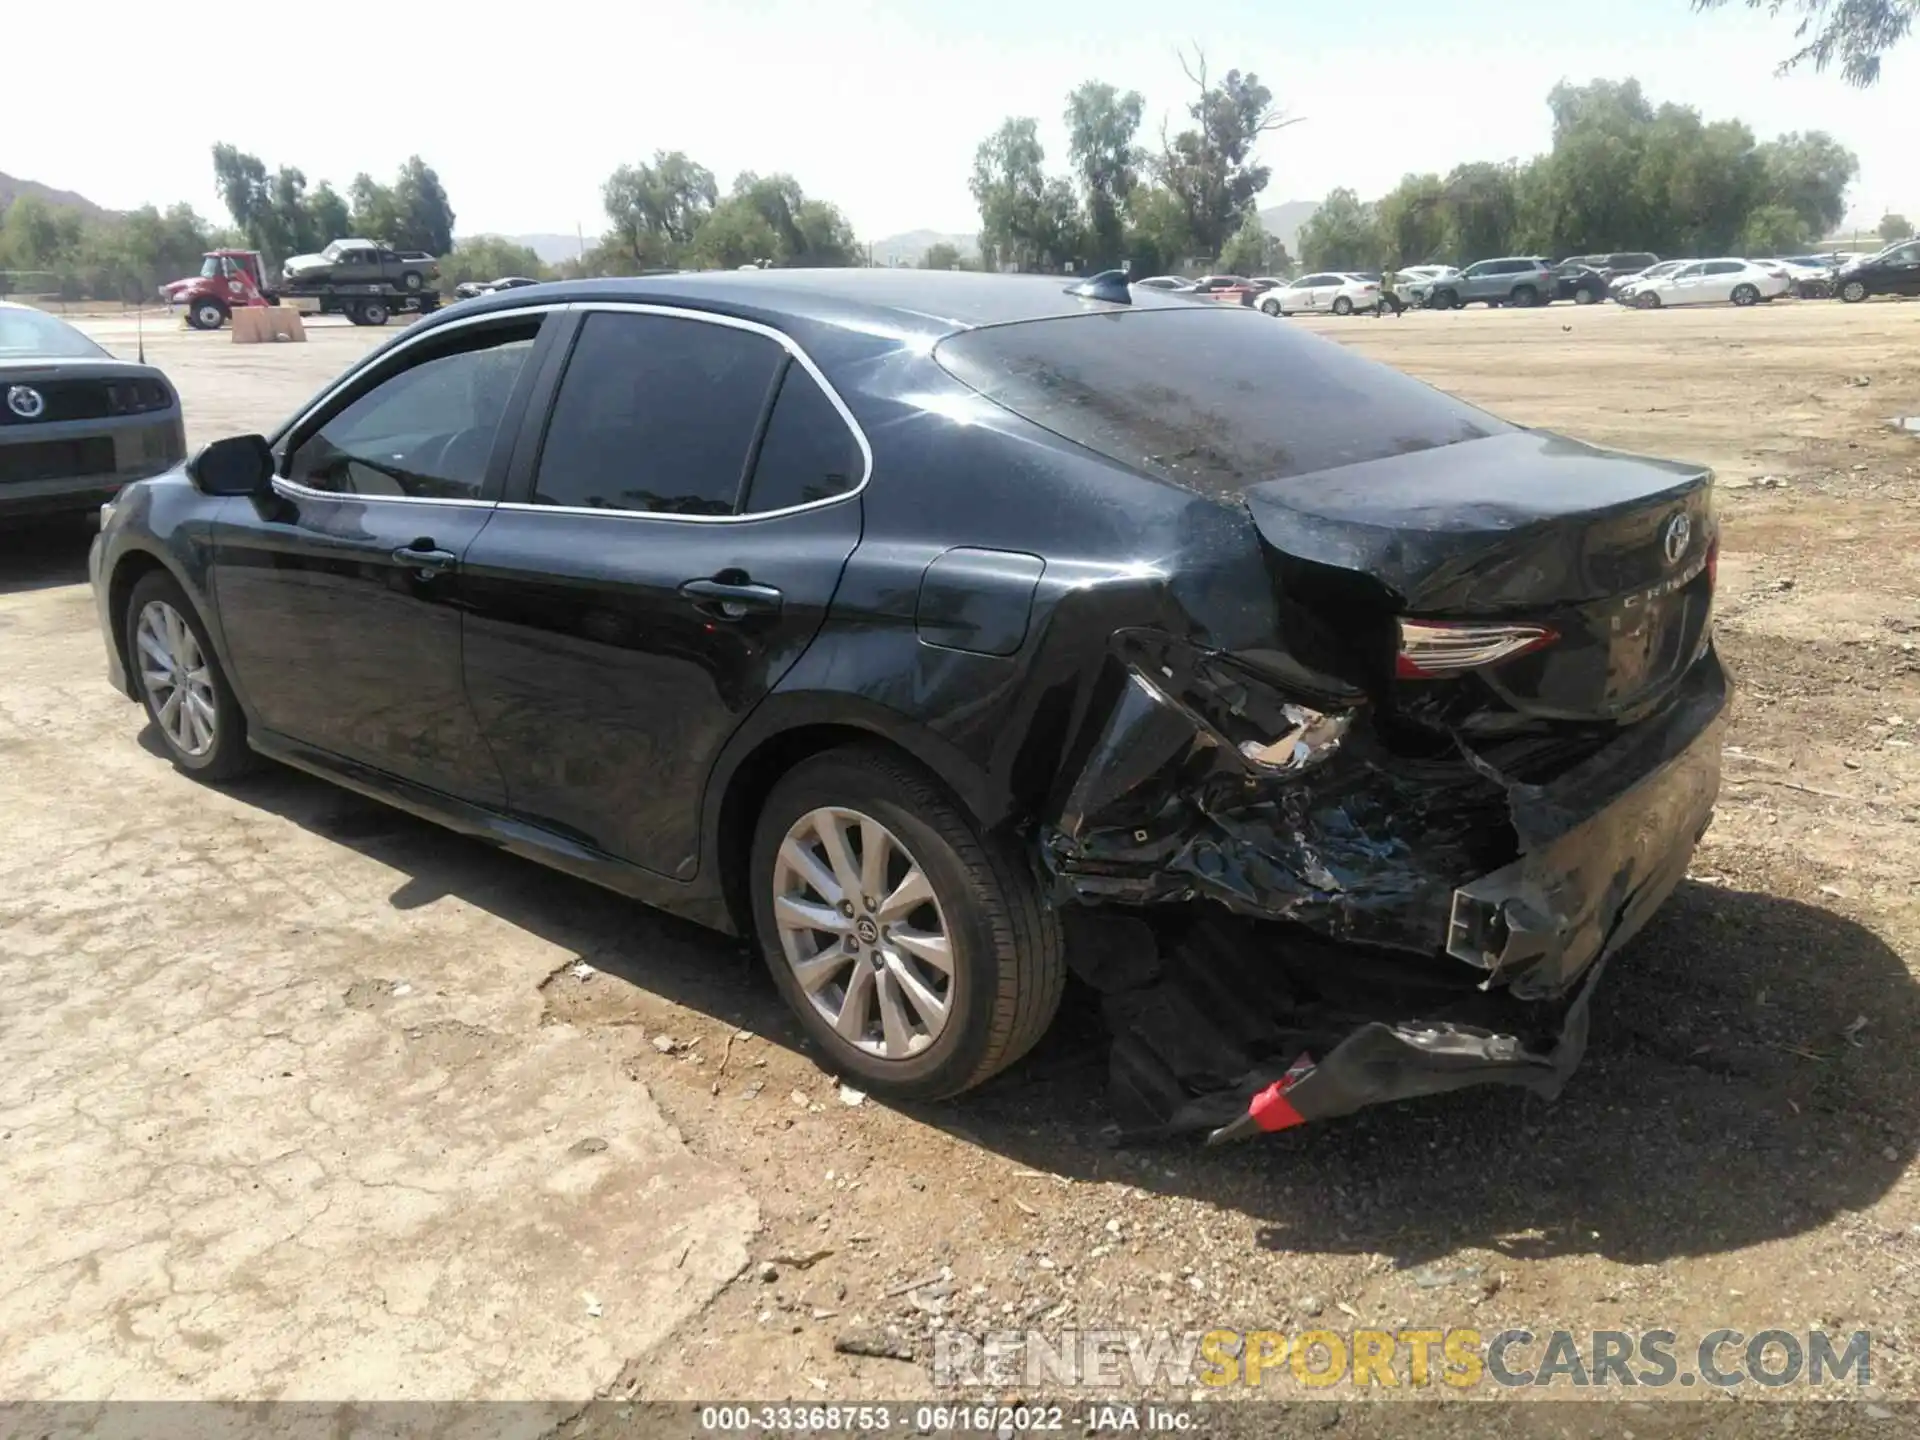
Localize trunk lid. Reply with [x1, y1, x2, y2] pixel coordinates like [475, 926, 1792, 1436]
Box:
[1244, 430, 1716, 723]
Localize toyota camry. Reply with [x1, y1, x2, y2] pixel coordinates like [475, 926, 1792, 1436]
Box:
[89, 270, 1728, 1141]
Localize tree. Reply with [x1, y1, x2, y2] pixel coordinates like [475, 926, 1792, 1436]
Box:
[1757, 131, 1858, 238]
[1122, 185, 1194, 277]
[1158, 48, 1298, 259]
[349, 172, 403, 242]
[970, 118, 1050, 270]
[1692, 0, 1916, 84]
[391, 156, 456, 255]
[1880, 212, 1914, 241]
[602, 151, 718, 269]
[921, 242, 965, 270]
[1298, 188, 1384, 271]
[1374, 173, 1448, 266]
[441, 236, 546, 289]
[1065, 81, 1145, 270]
[691, 172, 860, 269]
[308, 183, 351, 245]
[1740, 202, 1812, 253]
[1218, 216, 1289, 275]
[1437, 162, 1520, 261]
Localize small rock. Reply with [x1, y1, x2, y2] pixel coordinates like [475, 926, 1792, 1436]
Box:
[570, 961, 596, 981]
[1300, 1295, 1324, 1317]
[1411, 1263, 1482, 1290]
[1105, 1218, 1122, 1237]
[1884, 1147, 1900, 1162]
[1774, 577, 1796, 591]
[1853, 463, 1869, 472]
[584, 1295, 603, 1318]
[1866, 1403, 1894, 1420]
[651, 1034, 678, 1054]
[838, 1083, 867, 1107]
[1847, 374, 1872, 387]
[758, 1261, 779, 1283]
[790, 1089, 811, 1107]
[741, 1080, 765, 1099]
[834, 1324, 917, 1362]
[390, 981, 413, 997]
[567, 1136, 610, 1157]
[735, 1029, 754, 1041]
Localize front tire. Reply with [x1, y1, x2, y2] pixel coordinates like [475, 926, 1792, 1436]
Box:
[188, 300, 227, 331]
[1331, 295, 1353, 316]
[1260, 297, 1281, 316]
[1635, 290, 1662, 309]
[358, 300, 389, 326]
[749, 745, 1064, 1100]
[124, 571, 255, 782]
[1840, 279, 1868, 304]
[1731, 283, 1760, 307]
[1430, 289, 1457, 311]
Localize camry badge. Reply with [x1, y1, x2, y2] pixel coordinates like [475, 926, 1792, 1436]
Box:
[1663, 512, 1691, 567]
[6, 385, 46, 419]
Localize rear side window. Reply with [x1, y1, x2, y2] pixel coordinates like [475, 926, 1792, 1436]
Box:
[533, 312, 784, 515]
[744, 364, 863, 514]
[935, 307, 1510, 496]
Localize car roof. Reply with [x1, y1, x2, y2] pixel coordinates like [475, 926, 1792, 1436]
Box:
[424, 269, 1197, 345]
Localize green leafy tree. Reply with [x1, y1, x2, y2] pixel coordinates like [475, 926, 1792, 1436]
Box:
[1757, 131, 1858, 237]
[1158, 48, 1297, 259]
[308, 183, 351, 244]
[1122, 185, 1194, 277]
[1434, 163, 1521, 260]
[441, 236, 546, 288]
[1218, 216, 1288, 275]
[602, 151, 718, 269]
[920, 241, 965, 269]
[1065, 81, 1145, 270]
[1739, 202, 1812, 252]
[970, 118, 1050, 270]
[1692, 0, 1915, 84]
[1879, 212, 1914, 241]
[1298, 188, 1384, 271]
[1374, 173, 1448, 266]
[690, 173, 859, 269]
[391, 157, 457, 255]
[211, 145, 357, 262]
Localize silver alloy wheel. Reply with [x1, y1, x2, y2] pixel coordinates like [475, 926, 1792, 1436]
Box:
[135, 600, 218, 758]
[771, 805, 954, 1061]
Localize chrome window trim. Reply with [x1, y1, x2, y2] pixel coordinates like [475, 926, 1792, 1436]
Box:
[270, 302, 568, 509]
[492, 299, 874, 526]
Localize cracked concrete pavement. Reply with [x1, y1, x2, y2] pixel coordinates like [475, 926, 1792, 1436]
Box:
[0, 317, 758, 1402]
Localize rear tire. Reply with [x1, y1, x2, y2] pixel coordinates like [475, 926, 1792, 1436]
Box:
[1574, 287, 1597, 305]
[1731, 283, 1760, 307]
[1510, 284, 1538, 307]
[359, 300, 389, 326]
[401, 271, 424, 292]
[123, 571, 256, 783]
[749, 745, 1064, 1101]
[1331, 295, 1353, 316]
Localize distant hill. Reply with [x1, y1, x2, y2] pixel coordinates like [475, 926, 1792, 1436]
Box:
[869, 229, 978, 268]
[1257, 199, 1318, 258]
[462, 232, 589, 266]
[0, 172, 112, 218]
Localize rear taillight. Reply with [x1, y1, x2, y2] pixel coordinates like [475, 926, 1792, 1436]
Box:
[1395, 619, 1558, 679]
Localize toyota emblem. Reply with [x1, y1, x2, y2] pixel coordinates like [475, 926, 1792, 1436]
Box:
[6, 385, 46, 420]
[1662, 512, 1691, 566]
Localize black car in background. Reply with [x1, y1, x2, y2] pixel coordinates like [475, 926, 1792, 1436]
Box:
[1552, 262, 1611, 304]
[88, 271, 1728, 1141]
[1566, 251, 1661, 282]
[1836, 240, 1920, 302]
[0, 302, 185, 519]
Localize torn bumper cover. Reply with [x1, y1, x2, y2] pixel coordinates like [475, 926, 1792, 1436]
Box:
[1041, 638, 1731, 1139]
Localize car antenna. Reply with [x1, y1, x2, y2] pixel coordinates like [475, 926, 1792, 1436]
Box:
[1065, 269, 1132, 304]
[137, 301, 145, 364]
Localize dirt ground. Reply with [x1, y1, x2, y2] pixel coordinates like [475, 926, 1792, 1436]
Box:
[4, 299, 1919, 1417]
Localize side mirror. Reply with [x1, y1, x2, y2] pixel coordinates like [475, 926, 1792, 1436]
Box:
[186, 434, 275, 497]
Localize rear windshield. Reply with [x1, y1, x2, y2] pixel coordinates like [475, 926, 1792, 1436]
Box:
[933, 306, 1509, 496]
[0, 307, 107, 358]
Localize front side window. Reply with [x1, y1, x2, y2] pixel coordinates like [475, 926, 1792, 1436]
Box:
[532, 312, 785, 516]
[285, 323, 537, 499]
[1671, 264, 1703, 279]
[199, 256, 221, 278]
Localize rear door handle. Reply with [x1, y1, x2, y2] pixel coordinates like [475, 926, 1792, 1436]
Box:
[393, 544, 459, 575]
[679, 577, 783, 620]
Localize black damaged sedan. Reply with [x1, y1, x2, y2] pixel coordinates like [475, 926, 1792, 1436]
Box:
[89, 271, 1728, 1141]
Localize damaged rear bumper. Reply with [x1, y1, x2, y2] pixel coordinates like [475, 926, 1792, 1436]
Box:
[1043, 638, 1731, 1138]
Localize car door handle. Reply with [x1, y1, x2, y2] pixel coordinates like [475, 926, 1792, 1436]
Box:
[679, 577, 783, 619]
[392, 544, 459, 574]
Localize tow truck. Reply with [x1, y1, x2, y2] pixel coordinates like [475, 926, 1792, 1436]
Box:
[160, 248, 441, 331]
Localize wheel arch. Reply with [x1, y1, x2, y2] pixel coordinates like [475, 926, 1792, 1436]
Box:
[704, 700, 1003, 936]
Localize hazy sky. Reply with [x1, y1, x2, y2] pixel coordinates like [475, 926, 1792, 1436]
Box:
[8, 0, 1913, 243]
